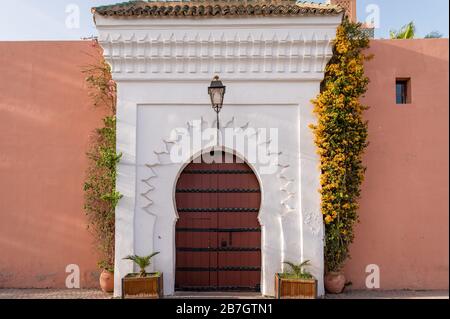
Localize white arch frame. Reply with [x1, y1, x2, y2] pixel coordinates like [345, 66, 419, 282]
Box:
[136, 115, 296, 297]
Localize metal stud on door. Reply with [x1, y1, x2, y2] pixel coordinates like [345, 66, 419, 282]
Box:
[175, 152, 261, 292]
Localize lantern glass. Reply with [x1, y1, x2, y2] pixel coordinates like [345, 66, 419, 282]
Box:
[210, 88, 225, 107]
[208, 76, 226, 113]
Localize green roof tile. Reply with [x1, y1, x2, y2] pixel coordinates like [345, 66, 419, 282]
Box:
[92, 0, 343, 18]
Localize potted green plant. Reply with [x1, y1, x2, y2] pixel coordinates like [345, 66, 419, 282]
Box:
[310, 19, 370, 295]
[83, 43, 121, 295]
[122, 252, 163, 299]
[275, 260, 317, 299]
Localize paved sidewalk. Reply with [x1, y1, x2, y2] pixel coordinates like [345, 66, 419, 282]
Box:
[325, 290, 449, 299]
[0, 289, 448, 299]
[168, 292, 269, 299]
[0, 289, 112, 299]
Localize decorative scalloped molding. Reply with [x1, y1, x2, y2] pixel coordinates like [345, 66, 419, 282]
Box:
[99, 31, 333, 79]
[139, 116, 297, 221]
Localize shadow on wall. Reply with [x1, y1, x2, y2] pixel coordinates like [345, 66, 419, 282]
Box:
[344, 39, 449, 290]
[0, 41, 107, 288]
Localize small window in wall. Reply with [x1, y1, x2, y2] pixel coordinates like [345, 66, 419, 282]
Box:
[396, 78, 411, 104]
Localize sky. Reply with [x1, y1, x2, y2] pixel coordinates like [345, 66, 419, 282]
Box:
[0, 0, 448, 41]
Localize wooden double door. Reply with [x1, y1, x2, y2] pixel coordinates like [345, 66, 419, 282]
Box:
[175, 152, 261, 292]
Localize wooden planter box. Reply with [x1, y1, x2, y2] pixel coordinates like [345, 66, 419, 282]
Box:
[275, 274, 317, 299]
[122, 273, 163, 299]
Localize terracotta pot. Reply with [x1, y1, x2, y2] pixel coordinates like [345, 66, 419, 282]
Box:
[324, 272, 346, 294]
[99, 270, 114, 293]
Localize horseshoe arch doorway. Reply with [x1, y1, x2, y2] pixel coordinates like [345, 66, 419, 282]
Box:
[174, 151, 262, 292]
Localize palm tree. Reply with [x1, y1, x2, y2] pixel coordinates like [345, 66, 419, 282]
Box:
[124, 252, 160, 277]
[390, 21, 416, 39]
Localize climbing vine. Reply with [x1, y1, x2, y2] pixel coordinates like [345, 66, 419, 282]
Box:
[310, 18, 371, 273]
[83, 40, 121, 273]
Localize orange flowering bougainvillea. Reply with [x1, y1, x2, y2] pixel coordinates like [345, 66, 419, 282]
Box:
[310, 18, 371, 273]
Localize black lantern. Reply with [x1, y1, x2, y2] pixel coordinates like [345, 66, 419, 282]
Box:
[208, 75, 226, 142]
[208, 75, 226, 113]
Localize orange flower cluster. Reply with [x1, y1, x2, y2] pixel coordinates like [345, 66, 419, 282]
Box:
[310, 19, 371, 272]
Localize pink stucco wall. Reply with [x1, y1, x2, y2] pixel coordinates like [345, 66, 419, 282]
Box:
[344, 39, 449, 290]
[0, 41, 105, 288]
[0, 39, 448, 290]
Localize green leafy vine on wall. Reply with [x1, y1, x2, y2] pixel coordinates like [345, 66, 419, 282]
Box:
[310, 18, 371, 273]
[83, 40, 122, 273]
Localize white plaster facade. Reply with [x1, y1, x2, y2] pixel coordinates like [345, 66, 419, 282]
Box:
[95, 12, 342, 297]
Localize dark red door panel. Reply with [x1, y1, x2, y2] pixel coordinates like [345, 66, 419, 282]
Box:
[175, 152, 261, 292]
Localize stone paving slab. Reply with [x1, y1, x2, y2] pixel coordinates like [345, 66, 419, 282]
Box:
[0, 289, 448, 299]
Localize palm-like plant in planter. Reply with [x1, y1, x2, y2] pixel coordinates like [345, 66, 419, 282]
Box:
[124, 253, 160, 277]
[122, 252, 163, 299]
[281, 261, 314, 280]
[275, 260, 317, 299]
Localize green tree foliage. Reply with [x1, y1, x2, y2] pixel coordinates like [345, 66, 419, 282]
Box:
[390, 21, 416, 39]
[425, 31, 443, 39]
[83, 41, 122, 273]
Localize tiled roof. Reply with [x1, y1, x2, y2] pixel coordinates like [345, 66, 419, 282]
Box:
[92, 0, 343, 18]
